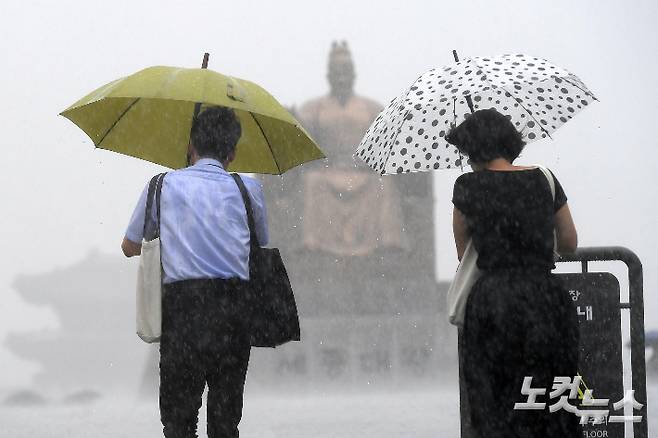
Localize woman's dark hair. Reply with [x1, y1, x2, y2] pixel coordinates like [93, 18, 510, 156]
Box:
[445, 108, 525, 163]
[190, 106, 242, 161]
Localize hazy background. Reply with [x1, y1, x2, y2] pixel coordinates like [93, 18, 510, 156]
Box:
[1, 0, 656, 396]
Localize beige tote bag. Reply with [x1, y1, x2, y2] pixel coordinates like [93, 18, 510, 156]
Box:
[447, 239, 481, 326]
[136, 173, 166, 343]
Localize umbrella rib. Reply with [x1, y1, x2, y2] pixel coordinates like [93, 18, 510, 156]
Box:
[561, 77, 599, 101]
[97, 98, 141, 147]
[250, 113, 281, 174]
[469, 58, 553, 139]
[381, 101, 409, 175]
[496, 85, 553, 140]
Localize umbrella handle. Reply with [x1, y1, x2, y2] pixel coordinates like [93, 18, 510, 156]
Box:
[452, 50, 475, 114]
[187, 53, 211, 166]
[193, 53, 210, 119]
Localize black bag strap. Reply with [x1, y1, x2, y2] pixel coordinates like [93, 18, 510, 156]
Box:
[231, 173, 259, 250]
[143, 173, 166, 241]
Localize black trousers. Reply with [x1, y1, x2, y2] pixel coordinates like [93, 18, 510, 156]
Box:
[160, 278, 251, 438]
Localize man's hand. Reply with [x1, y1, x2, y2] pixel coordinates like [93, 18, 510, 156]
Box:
[121, 237, 142, 257]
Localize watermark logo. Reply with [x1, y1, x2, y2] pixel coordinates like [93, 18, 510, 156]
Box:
[514, 376, 644, 425]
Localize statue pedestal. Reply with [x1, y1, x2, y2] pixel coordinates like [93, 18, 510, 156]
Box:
[253, 168, 453, 386]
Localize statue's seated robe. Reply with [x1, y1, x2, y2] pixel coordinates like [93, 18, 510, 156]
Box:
[297, 94, 406, 256]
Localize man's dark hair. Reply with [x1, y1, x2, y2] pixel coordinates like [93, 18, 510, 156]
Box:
[190, 106, 242, 161]
[445, 108, 525, 163]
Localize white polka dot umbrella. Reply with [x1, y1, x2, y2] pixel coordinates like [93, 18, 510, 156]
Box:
[356, 53, 597, 175]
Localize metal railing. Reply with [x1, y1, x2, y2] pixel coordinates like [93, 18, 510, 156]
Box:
[458, 246, 648, 438]
[558, 246, 647, 438]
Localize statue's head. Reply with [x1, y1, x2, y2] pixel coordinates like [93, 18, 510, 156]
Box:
[327, 41, 355, 99]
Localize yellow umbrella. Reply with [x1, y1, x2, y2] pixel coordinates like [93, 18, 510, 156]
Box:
[60, 56, 324, 174]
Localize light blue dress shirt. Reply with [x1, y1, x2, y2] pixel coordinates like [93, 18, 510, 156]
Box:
[125, 158, 268, 284]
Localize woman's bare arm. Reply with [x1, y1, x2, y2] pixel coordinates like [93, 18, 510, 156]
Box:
[555, 203, 578, 254]
[453, 207, 470, 261]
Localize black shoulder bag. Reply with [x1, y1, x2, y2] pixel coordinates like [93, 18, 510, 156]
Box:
[231, 173, 301, 347]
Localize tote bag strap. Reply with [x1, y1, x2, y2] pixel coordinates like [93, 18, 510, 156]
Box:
[535, 165, 560, 259]
[535, 165, 556, 202]
[230, 173, 259, 250]
[143, 173, 167, 241]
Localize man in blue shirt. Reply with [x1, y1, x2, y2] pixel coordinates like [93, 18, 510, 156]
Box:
[122, 106, 268, 438]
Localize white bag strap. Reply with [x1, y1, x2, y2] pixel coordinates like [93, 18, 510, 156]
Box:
[535, 165, 555, 202]
[534, 165, 560, 259]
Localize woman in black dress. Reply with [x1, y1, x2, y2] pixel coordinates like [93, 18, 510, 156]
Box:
[447, 108, 580, 437]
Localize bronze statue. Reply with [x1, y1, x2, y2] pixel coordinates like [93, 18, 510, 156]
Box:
[297, 41, 382, 168]
[292, 41, 406, 256]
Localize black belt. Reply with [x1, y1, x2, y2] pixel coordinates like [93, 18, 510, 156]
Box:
[163, 277, 248, 293]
